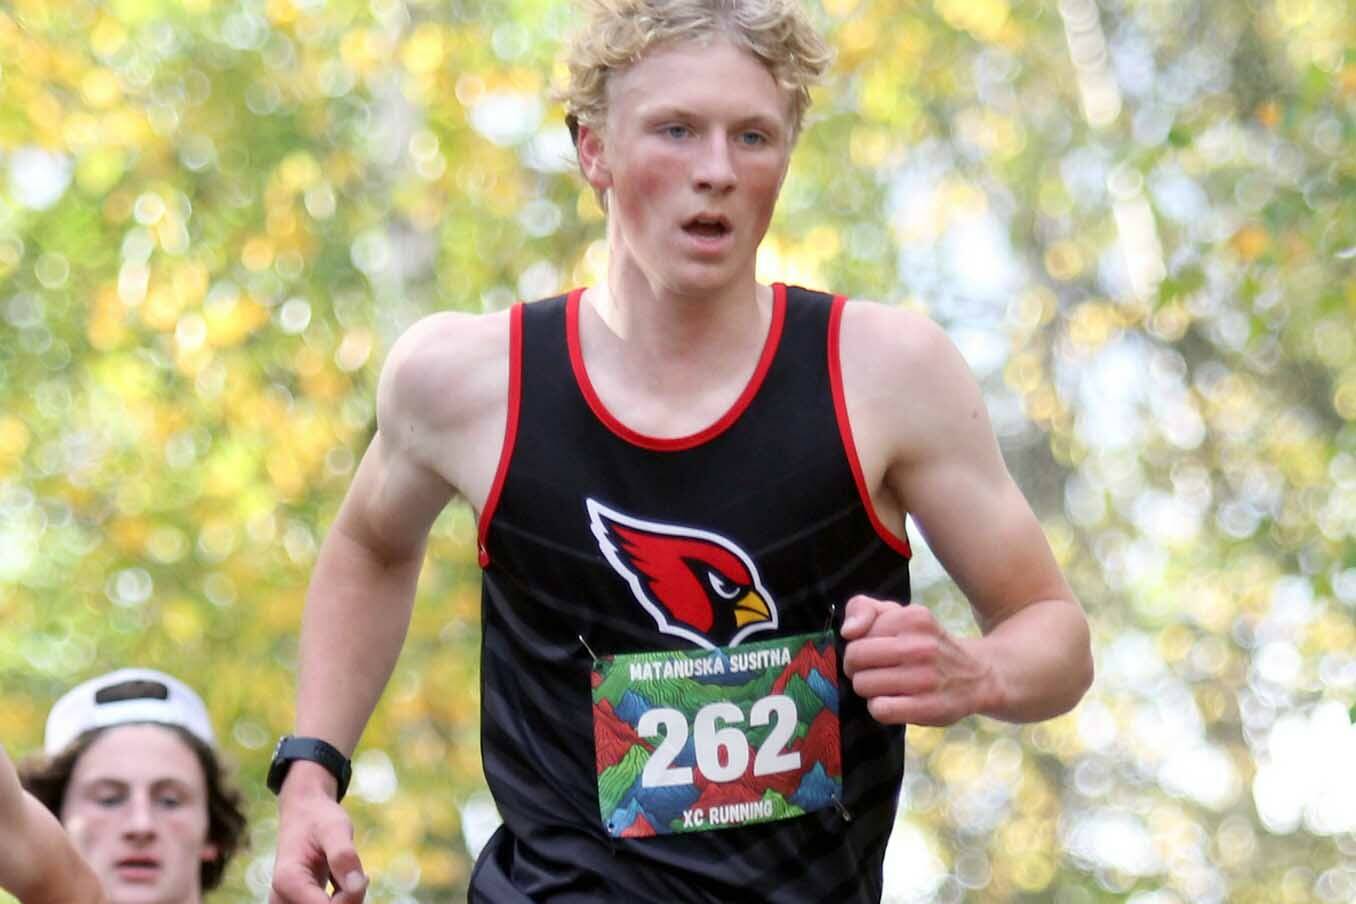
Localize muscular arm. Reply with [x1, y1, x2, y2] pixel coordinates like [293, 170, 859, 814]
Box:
[272, 310, 510, 903]
[840, 302, 1092, 725]
[290, 430, 447, 759]
[0, 745, 107, 904]
[291, 308, 511, 757]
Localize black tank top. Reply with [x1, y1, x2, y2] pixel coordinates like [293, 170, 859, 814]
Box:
[471, 284, 912, 902]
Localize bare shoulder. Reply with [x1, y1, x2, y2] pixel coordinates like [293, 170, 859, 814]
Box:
[838, 299, 983, 423]
[366, 307, 514, 510]
[377, 307, 513, 436]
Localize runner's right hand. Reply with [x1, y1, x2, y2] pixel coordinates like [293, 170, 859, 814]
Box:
[270, 764, 368, 904]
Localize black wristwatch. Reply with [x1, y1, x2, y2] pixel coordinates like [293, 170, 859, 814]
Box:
[267, 736, 353, 802]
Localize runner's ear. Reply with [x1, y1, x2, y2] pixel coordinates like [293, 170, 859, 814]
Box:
[576, 123, 612, 193]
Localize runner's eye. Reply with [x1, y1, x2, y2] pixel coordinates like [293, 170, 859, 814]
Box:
[708, 572, 741, 599]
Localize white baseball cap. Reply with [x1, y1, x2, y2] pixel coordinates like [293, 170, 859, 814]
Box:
[44, 668, 216, 755]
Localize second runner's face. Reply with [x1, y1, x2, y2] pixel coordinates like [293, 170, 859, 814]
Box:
[60, 724, 216, 904]
[580, 37, 794, 296]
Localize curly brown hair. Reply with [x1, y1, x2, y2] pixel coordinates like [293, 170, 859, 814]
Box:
[559, 0, 834, 145]
[18, 725, 248, 892]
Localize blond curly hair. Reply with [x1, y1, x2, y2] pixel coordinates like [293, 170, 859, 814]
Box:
[560, 0, 833, 144]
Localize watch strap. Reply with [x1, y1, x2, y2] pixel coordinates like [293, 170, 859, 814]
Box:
[268, 735, 353, 801]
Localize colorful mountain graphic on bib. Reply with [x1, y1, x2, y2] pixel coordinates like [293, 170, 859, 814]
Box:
[789, 762, 839, 812]
[798, 706, 840, 770]
[593, 698, 651, 774]
[773, 640, 839, 705]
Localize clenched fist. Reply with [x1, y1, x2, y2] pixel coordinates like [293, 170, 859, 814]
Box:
[840, 595, 1000, 727]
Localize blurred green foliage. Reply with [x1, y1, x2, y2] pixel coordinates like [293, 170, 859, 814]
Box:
[1, 0, 1354, 901]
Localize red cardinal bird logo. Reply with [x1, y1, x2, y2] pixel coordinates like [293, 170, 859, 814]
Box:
[587, 499, 779, 650]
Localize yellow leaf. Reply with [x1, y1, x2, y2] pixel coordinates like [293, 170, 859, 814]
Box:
[1230, 224, 1269, 261]
[403, 23, 447, 75]
[79, 68, 123, 110]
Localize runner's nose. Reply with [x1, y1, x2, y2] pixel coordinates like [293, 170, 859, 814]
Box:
[693, 132, 736, 193]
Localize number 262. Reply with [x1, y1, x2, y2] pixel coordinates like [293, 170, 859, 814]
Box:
[638, 695, 801, 788]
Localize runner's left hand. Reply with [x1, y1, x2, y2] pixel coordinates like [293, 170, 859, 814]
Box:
[840, 595, 998, 726]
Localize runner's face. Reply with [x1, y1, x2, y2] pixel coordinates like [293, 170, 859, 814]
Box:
[580, 37, 794, 296]
[60, 724, 215, 904]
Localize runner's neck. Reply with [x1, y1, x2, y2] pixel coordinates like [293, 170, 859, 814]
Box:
[574, 283, 777, 438]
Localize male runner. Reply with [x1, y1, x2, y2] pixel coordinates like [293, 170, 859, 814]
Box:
[6, 669, 248, 904]
[269, 1, 1093, 901]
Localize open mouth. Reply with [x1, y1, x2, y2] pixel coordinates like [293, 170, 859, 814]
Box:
[683, 215, 731, 240]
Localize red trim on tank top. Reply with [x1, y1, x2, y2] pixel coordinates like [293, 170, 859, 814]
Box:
[477, 302, 524, 567]
[828, 296, 913, 559]
[566, 284, 787, 452]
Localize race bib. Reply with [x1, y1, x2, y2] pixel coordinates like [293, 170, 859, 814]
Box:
[591, 631, 842, 837]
